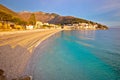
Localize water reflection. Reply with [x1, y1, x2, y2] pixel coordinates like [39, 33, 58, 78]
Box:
[59, 30, 96, 48]
[61, 30, 96, 40]
[78, 30, 96, 40]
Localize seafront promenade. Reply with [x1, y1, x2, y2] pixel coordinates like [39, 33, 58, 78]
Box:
[0, 29, 62, 79]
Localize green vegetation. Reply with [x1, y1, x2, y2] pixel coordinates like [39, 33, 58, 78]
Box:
[28, 13, 36, 25]
[62, 18, 89, 24]
[0, 4, 27, 30]
[0, 4, 20, 18]
[0, 11, 27, 30]
[60, 17, 108, 29]
[96, 24, 108, 30]
[39, 25, 53, 29]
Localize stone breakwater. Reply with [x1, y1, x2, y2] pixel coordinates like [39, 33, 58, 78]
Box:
[0, 29, 62, 80]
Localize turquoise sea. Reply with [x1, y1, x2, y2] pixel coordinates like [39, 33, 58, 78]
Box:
[27, 28, 120, 80]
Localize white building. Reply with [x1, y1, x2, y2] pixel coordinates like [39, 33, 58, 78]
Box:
[35, 21, 43, 29]
[26, 25, 34, 30]
[43, 23, 49, 26]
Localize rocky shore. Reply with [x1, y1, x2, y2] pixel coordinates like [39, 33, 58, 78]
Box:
[0, 69, 31, 80]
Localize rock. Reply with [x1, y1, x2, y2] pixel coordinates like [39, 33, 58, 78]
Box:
[0, 75, 7, 80]
[0, 69, 7, 80]
[0, 69, 4, 76]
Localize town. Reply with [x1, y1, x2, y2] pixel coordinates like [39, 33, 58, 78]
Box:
[0, 20, 107, 31]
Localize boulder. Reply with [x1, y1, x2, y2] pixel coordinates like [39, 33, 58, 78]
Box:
[0, 69, 7, 80]
[0, 69, 4, 76]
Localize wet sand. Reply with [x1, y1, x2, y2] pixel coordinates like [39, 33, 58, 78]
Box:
[0, 29, 62, 79]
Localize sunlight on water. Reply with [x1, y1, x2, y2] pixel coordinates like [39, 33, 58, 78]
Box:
[28, 29, 120, 80]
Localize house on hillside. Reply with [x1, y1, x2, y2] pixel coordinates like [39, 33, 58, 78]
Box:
[93, 24, 98, 29]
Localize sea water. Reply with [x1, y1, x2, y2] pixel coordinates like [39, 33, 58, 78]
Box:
[28, 28, 120, 80]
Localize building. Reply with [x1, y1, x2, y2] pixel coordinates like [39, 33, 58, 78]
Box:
[35, 21, 43, 29]
[26, 25, 34, 30]
[43, 23, 49, 26]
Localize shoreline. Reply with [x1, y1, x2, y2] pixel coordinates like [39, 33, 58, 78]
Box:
[0, 29, 53, 36]
[0, 29, 62, 79]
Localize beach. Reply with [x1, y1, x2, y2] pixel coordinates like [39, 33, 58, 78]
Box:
[0, 29, 62, 79]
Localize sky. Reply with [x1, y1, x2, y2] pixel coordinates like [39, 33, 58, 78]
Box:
[0, 0, 120, 27]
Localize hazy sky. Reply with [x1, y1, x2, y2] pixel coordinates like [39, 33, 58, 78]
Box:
[1, 0, 120, 27]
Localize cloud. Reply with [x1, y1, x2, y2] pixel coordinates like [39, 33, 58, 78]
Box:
[92, 0, 120, 26]
[98, 0, 120, 12]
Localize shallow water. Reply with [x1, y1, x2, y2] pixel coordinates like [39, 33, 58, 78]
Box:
[28, 28, 120, 80]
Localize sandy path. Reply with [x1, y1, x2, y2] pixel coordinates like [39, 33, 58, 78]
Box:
[0, 29, 62, 79]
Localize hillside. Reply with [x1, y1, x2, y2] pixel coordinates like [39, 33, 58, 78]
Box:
[0, 4, 22, 19]
[18, 11, 88, 24]
[0, 4, 108, 29]
[18, 11, 58, 22]
[18, 11, 108, 29]
[0, 4, 28, 30]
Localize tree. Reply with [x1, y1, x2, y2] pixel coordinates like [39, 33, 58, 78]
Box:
[0, 12, 12, 21]
[28, 13, 36, 25]
[0, 11, 12, 29]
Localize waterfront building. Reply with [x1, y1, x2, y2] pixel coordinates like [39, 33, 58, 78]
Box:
[26, 25, 34, 30]
[35, 21, 43, 29]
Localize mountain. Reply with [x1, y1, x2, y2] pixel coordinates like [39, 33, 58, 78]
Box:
[18, 11, 88, 24]
[0, 4, 22, 19]
[18, 11, 108, 29]
[18, 11, 59, 23]
[0, 4, 108, 29]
